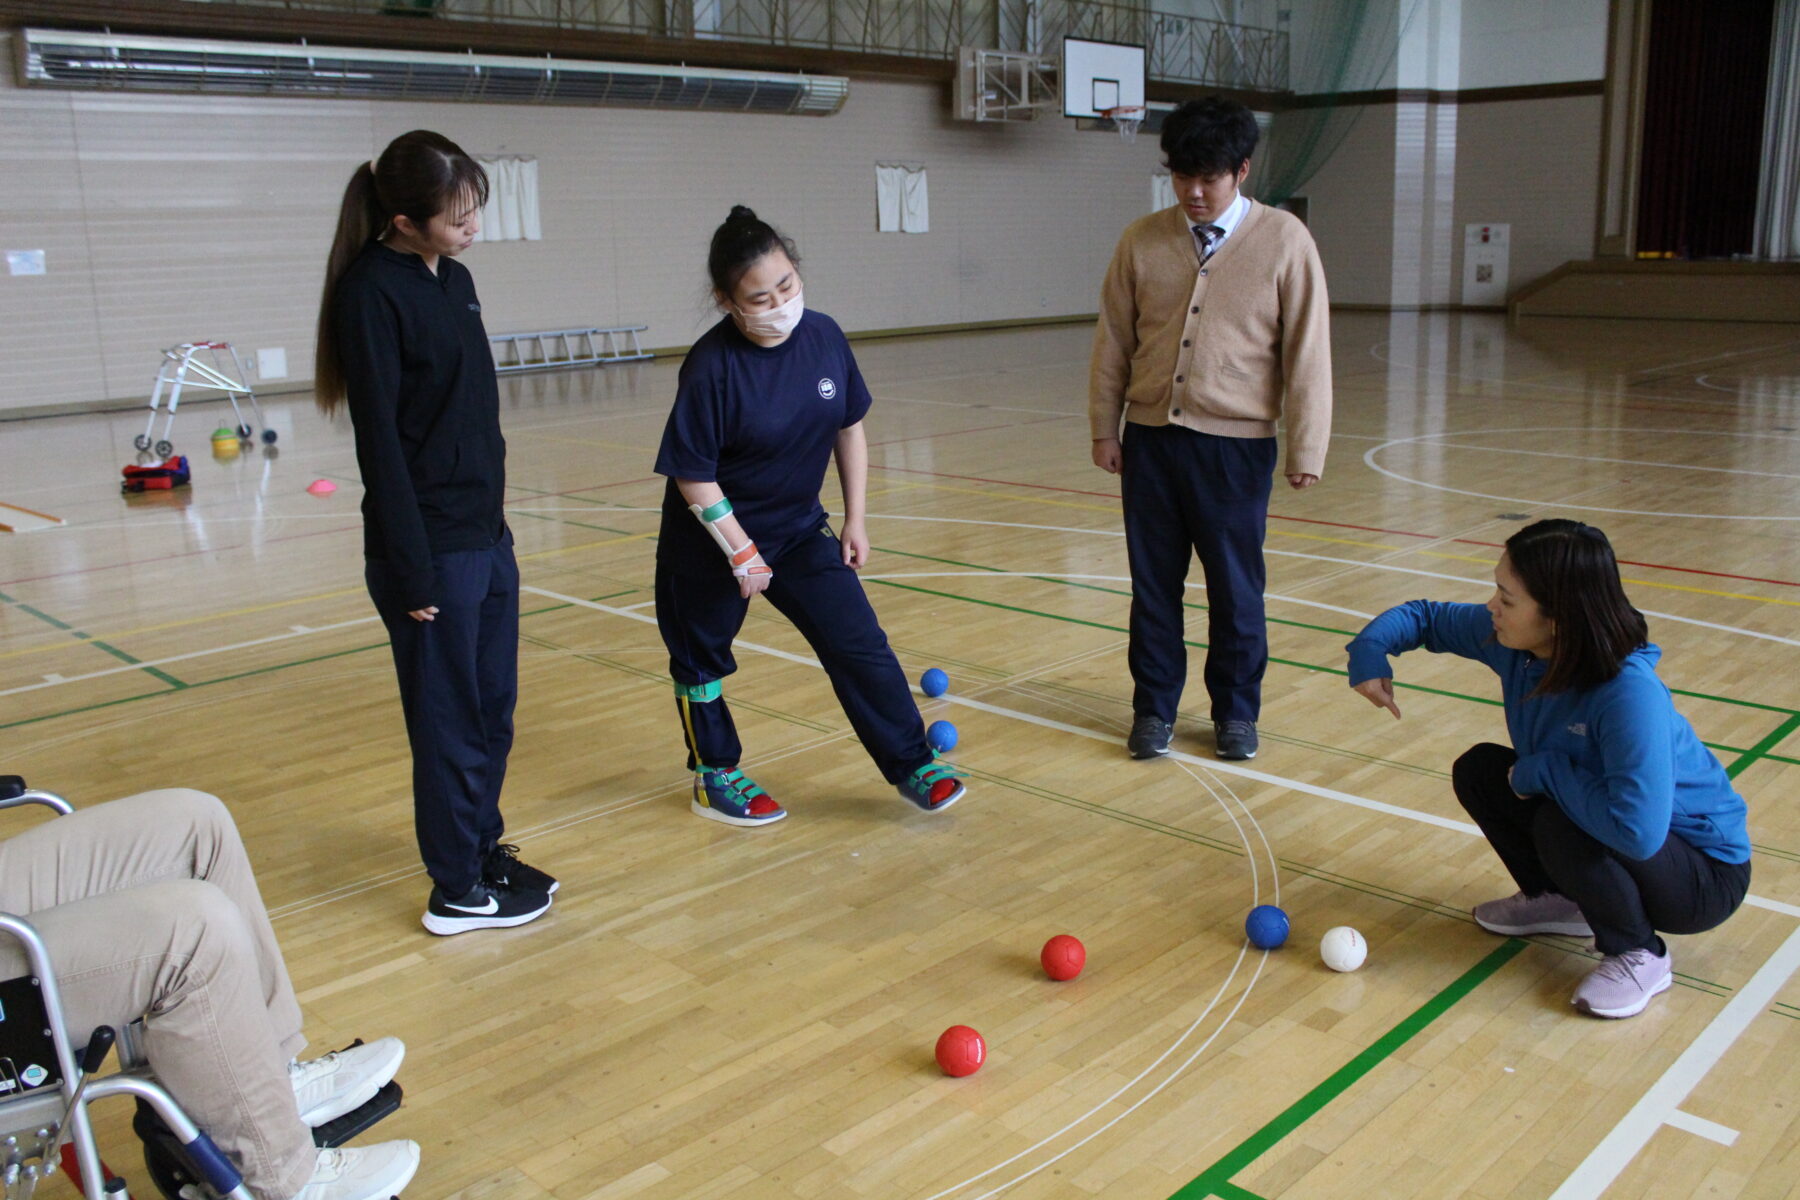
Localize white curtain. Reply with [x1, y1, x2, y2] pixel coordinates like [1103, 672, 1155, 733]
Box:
[1755, 0, 1800, 260]
[1151, 171, 1175, 213]
[474, 156, 542, 243]
[875, 164, 929, 233]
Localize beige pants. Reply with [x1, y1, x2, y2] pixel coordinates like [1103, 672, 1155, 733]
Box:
[0, 789, 315, 1200]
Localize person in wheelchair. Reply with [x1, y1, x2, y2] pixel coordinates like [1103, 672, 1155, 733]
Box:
[0, 787, 418, 1200]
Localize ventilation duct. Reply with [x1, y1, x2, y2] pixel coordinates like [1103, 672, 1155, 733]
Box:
[18, 28, 849, 116]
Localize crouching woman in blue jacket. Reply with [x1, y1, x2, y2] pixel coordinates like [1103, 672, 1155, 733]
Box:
[1345, 519, 1750, 1019]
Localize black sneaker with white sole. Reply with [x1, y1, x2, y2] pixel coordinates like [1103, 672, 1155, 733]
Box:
[421, 880, 551, 936]
[482, 842, 559, 895]
[1127, 714, 1173, 759]
[1215, 720, 1258, 760]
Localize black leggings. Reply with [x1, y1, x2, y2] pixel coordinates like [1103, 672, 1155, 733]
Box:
[1452, 743, 1750, 956]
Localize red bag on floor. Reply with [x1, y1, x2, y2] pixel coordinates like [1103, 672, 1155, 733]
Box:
[122, 455, 190, 493]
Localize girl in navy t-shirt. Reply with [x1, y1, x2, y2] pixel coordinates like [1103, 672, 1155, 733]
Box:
[653, 206, 967, 826]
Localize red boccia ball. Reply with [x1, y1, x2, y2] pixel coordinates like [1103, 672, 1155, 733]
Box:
[935, 1025, 986, 1077]
[1041, 934, 1087, 981]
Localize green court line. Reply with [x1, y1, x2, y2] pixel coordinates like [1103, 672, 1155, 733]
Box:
[872, 547, 1800, 719]
[1206, 1182, 1272, 1200]
[1168, 939, 1528, 1200]
[2, 589, 189, 688]
[864, 569, 1797, 778]
[1773, 1002, 1800, 1021]
[510, 509, 637, 537]
[1727, 714, 1800, 779]
[0, 595, 623, 733]
[964, 765, 1731, 994]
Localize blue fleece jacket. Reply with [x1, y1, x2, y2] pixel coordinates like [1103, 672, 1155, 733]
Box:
[1346, 600, 1749, 864]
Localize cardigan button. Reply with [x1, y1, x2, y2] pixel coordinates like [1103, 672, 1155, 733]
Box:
[1171, 409, 1182, 416]
[1175, 375, 1184, 383]
[1191, 306, 1199, 313]
[1182, 339, 1191, 347]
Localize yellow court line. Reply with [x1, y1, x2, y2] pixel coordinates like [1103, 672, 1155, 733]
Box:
[0, 584, 371, 663]
[905, 479, 1120, 515]
[1269, 528, 1403, 551]
[517, 530, 660, 563]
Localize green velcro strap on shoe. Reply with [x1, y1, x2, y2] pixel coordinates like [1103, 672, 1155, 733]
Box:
[697, 497, 733, 523]
[911, 760, 962, 785]
[696, 766, 765, 800]
[674, 679, 722, 703]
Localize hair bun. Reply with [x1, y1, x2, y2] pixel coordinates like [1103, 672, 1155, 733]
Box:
[728, 204, 758, 223]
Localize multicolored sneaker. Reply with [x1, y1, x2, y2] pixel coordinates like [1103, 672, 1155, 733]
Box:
[896, 758, 966, 812]
[692, 767, 786, 827]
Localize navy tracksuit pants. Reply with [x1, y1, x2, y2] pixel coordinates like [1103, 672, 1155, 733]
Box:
[655, 522, 933, 785]
[366, 530, 518, 896]
[1121, 422, 1276, 726]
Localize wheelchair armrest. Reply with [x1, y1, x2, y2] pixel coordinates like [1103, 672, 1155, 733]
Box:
[0, 777, 74, 815]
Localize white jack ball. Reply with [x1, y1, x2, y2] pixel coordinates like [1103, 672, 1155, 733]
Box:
[1320, 926, 1367, 972]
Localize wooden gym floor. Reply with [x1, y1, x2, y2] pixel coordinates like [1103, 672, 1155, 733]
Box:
[4, 312, 1799, 1199]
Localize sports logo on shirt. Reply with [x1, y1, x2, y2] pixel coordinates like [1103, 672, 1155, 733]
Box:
[1567, 723, 1587, 737]
[818, 377, 838, 400]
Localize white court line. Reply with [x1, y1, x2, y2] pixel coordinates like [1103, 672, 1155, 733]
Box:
[0, 616, 380, 697]
[1363, 427, 1800, 521]
[1663, 1110, 1739, 1147]
[523, 583, 1284, 1200]
[862, 569, 1378, 622]
[1260, 547, 1800, 649]
[531, 580, 1800, 1199]
[1549, 924, 1800, 1198]
[866, 512, 1800, 647]
[1416, 440, 1800, 481]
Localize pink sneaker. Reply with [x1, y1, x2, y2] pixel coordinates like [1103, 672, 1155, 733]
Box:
[1572, 946, 1673, 1018]
[1471, 891, 1592, 937]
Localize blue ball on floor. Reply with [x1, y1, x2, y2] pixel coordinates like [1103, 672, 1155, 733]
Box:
[1245, 904, 1290, 950]
[920, 667, 949, 698]
[927, 720, 958, 753]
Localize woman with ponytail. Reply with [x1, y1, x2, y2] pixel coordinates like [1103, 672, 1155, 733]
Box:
[652, 206, 969, 827]
[1344, 520, 1750, 1019]
[316, 130, 555, 936]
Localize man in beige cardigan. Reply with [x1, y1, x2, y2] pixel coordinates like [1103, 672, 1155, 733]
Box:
[1089, 97, 1331, 762]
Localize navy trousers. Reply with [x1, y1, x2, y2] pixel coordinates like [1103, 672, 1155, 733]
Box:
[1453, 743, 1750, 956]
[366, 530, 518, 896]
[655, 522, 933, 785]
[1120, 422, 1276, 726]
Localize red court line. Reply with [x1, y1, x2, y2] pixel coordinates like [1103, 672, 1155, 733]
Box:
[866, 463, 1800, 588]
[1444, 538, 1800, 588]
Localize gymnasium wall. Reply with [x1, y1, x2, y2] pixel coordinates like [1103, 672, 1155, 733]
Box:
[0, 37, 1165, 415]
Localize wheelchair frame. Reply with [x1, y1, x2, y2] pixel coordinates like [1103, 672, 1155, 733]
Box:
[1, 782, 256, 1200]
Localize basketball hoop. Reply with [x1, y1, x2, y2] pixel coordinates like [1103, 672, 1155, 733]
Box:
[1101, 105, 1146, 143]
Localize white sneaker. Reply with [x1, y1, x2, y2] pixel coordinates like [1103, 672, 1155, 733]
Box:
[290, 1038, 406, 1127]
[295, 1141, 420, 1200]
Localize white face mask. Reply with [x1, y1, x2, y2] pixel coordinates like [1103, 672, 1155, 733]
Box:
[733, 286, 804, 341]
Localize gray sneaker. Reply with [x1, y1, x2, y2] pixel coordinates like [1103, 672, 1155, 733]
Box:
[1471, 891, 1593, 937]
[1127, 715, 1173, 759]
[1572, 946, 1673, 1018]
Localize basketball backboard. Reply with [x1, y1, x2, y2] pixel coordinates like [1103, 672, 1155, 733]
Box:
[1061, 37, 1145, 120]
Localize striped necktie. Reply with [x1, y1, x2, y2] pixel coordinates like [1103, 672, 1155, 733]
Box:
[1193, 224, 1226, 259]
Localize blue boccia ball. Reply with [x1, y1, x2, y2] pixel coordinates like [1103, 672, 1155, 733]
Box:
[920, 667, 949, 698]
[927, 720, 958, 753]
[1245, 904, 1290, 950]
